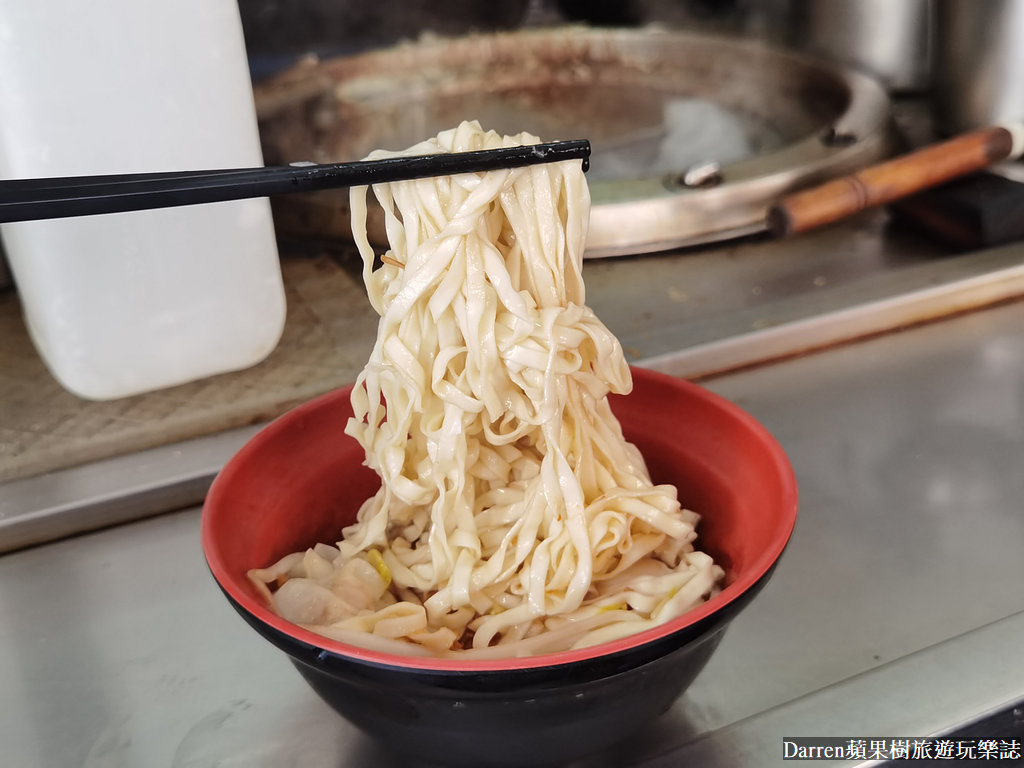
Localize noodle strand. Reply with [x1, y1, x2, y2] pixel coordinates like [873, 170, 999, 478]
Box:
[250, 122, 722, 657]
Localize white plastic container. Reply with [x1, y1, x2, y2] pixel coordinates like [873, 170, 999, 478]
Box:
[0, 0, 286, 400]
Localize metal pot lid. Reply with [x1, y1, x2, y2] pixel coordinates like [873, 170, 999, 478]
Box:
[254, 26, 893, 257]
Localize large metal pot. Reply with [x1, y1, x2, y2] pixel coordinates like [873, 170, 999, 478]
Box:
[932, 0, 1024, 136]
[788, 0, 932, 93]
[254, 26, 892, 257]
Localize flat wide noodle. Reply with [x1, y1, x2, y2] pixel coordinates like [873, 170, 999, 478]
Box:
[249, 121, 722, 657]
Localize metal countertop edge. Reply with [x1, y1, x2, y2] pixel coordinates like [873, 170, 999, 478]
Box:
[0, 423, 263, 553]
[638, 608, 1024, 767]
[640, 258, 1024, 381]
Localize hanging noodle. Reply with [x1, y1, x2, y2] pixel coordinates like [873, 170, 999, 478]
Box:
[249, 121, 723, 657]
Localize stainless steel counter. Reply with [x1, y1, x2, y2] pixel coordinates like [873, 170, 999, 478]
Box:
[3, 287, 1023, 766]
[6, 210, 1024, 552]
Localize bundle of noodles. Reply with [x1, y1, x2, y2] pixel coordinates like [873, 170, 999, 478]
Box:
[249, 121, 722, 658]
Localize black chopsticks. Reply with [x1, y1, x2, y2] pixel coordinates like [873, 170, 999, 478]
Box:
[0, 140, 591, 223]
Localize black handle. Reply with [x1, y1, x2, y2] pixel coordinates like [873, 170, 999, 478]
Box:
[0, 140, 591, 223]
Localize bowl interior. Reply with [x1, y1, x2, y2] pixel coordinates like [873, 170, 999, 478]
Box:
[202, 367, 797, 669]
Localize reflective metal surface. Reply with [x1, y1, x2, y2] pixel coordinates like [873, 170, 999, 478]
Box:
[0, 424, 261, 553]
[791, 0, 933, 92]
[4, 219, 1024, 554]
[3, 293, 1023, 766]
[641, 610, 1024, 767]
[254, 26, 893, 256]
[932, 0, 1024, 135]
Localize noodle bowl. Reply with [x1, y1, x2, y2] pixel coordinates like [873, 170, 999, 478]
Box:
[248, 122, 722, 656]
[202, 325, 797, 766]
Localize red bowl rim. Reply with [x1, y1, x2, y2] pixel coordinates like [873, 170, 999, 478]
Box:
[202, 368, 798, 673]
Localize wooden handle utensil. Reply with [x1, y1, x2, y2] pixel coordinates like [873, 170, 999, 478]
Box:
[767, 125, 1023, 237]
